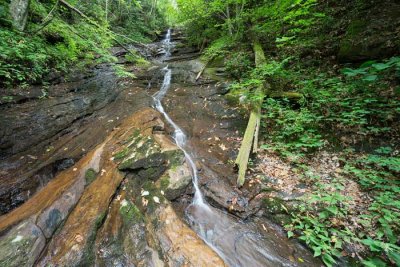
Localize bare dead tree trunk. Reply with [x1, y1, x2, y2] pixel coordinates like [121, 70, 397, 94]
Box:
[235, 40, 266, 187]
[235, 40, 303, 187]
[226, 6, 233, 36]
[105, 0, 108, 23]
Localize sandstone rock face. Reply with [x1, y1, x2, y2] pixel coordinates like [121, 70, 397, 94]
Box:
[0, 108, 217, 266]
[151, 205, 226, 266]
[0, 66, 152, 215]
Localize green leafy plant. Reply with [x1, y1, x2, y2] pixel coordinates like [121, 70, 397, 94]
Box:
[225, 51, 253, 78]
[285, 179, 354, 266]
[342, 57, 400, 82]
[261, 98, 324, 157]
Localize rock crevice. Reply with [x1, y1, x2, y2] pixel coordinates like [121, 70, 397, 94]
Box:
[0, 108, 222, 266]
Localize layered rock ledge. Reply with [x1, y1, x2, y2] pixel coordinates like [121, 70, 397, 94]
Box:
[0, 107, 225, 266]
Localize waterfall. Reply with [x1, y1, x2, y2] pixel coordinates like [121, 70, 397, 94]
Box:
[153, 29, 209, 209]
[151, 29, 290, 267]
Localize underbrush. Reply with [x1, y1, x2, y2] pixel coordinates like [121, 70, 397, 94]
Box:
[286, 148, 400, 266]
[0, 0, 167, 87]
[228, 54, 400, 266]
[268, 59, 399, 266]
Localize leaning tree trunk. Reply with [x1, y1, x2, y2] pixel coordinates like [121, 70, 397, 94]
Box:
[235, 41, 303, 187]
[235, 40, 266, 187]
[10, 0, 30, 31]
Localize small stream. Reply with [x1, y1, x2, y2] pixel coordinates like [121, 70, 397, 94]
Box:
[153, 29, 305, 267]
[0, 28, 320, 267]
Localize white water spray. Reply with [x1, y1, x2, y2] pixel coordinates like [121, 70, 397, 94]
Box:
[162, 29, 172, 58]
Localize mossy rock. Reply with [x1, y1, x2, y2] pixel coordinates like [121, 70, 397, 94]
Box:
[80, 211, 108, 266]
[85, 168, 97, 186]
[204, 67, 227, 81]
[261, 198, 295, 226]
[120, 201, 143, 224]
[0, 222, 45, 266]
[115, 131, 160, 163]
[160, 176, 170, 190]
[113, 147, 130, 160]
[164, 149, 185, 169]
[138, 180, 166, 214]
[261, 197, 287, 215]
[270, 214, 292, 226]
[207, 55, 225, 68]
[136, 165, 168, 181]
[119, 152, 167, 181]
[124, 153, 166, 170]
[338, 19, 398, 62]
[163, 166, 192, 201]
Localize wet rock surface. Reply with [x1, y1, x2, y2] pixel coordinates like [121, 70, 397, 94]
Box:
[0, 65, 152, 215]
[0, 65, 118, 158]
[0, 33, 321, 267]
[0, 220, 45, 267]
[0, 108, 222, 266]
[150, 56, 321, 267]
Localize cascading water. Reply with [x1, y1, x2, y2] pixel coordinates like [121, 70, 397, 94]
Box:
[153, 29, 208, 208]
[162, 28, 172, 58]
[152, 29, 309, 267]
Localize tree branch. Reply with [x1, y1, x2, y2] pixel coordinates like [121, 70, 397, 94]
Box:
[31, 0, 60, 35]
[58, 0, 141, 58]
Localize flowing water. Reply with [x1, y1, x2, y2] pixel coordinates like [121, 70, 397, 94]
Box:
[0, 28, 319, 267]
[152, 29, 311, 267]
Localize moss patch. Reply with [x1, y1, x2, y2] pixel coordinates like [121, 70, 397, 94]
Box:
[160, 176, 170, 190]
[165, 150, 184, 169]
[120, 202, 143, 223]
[85, 168, 97, 186]
[261, 197, 287, 214]
[139, 181, 164, 214]
[80, 211, 107, 266]
[113, 147, 130, 160]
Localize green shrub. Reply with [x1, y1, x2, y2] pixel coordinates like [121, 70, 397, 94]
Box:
[225, 51, 253, 79]
[261, 99, 324, 157]
[0, 0, 168, 87]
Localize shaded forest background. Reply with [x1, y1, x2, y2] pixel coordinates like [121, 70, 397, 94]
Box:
[0, 0, 173, 86]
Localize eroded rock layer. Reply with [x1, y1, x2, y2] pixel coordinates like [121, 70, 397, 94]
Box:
[0, 107, 223, 266]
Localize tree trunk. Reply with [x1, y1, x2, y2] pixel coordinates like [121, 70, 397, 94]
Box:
[226, 6, 233, 35]
[9, 0, 30, 31]
[235, 39, 266, 187]
[105, 0, 108, 23]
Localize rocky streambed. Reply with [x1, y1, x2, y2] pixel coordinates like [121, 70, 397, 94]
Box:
[0, 31, 321, 266]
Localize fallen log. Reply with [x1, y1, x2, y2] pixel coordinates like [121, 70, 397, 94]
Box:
[196, 56, 215, 81]
[31, 0, 59, 34]
[59, 0, 143, 59]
